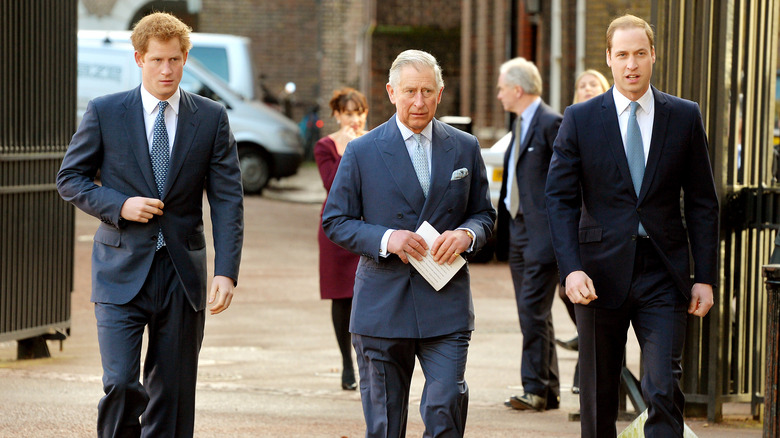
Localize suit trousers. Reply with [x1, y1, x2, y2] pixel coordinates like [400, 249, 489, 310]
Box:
[352, 331, 471, 438]
[94, 248, 205, 438]
[508, 215, 560, 401]
[576, 238, 688, 438]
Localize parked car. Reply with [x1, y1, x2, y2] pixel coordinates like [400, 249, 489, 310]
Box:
[481, 131, 511, 209]
[77, 38, 304, 193]
[78, 30, 258, 101]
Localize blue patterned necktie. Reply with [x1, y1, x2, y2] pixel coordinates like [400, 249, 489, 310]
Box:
[151, 101, 169, 250]
[626, 101, 647, 236]
[412, 133, 430, 197]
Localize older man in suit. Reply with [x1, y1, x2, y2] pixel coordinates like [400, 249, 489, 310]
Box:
[545, 14, 718, 438]
[495, 57, 562, 411]
[57, 12, 243, 437]
[322, 49, 495, 437]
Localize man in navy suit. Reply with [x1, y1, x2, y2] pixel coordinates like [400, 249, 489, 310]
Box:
[495, 57, 562, 411]
[322, 50, 495, 437]
[545, 14, 718, 437]
[57, 12, 243, 437]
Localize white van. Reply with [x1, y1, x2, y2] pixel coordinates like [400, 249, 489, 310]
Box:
[78, 30, 258, 101]
[77, 38, 303, 193]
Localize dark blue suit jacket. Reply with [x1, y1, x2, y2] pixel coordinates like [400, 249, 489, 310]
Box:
[545, 86, 719, 309]
[496, 102, 562, 264]
[322, 116, 496, 338]
[57, 86, 244, 311]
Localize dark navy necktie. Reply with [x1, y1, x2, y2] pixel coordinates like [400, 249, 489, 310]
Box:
[151, 101, 169, 250]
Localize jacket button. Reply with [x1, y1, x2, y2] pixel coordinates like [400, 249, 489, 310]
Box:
[447, 208, 453, 213]
[151, 235, 157, 241]
[397, 213, 403, 218]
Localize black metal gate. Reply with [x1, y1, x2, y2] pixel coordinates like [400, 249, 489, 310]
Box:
[0, 1, 77, 348]
[652, 0, 780, 422]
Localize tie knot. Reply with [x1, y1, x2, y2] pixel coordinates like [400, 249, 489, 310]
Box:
[158, 101, 168, 114]
[413, 133, 422, 146]
[629, 101, 639, 116]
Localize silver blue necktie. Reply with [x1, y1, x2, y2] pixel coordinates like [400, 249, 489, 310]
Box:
[151, 101, 169, 250]
[626, 101, 647, 236]
[412, 133, 430, 197]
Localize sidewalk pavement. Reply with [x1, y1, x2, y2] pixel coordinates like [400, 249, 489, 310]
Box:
[0, 162, 763, 437]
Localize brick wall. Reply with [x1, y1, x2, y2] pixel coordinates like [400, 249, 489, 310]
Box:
[318, 0, 368, 135]
[368, 0, 462, 129]
[199, 0, 320, 124]
[584, 0, 651, 89]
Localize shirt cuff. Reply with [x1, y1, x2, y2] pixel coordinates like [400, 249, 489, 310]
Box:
[379, 229, 395, 258]
[456, 227, 476, 253]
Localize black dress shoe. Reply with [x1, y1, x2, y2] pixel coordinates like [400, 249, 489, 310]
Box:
[508, 393, 546, 411]
[341, 368, 357, 390]
[555, 336, 579, 351]
[545, 394, 560, 410]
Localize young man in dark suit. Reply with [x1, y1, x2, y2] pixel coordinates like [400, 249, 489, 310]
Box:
[57, 12, 243, 437]
[496, 57, 563, 411]
[545, 14, 719, 438]
[323, 50, 495, 437]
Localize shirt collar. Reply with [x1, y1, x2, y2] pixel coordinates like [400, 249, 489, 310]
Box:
[140, 85, 181, 116]
[519, 96, 542, 122]
[395, 116, 433, 144]
[613, 86, 654, 116]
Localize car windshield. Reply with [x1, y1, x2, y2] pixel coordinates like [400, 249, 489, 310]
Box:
[188, 46, 230, 83]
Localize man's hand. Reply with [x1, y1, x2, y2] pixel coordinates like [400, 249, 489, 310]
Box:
[387, 230, 428, 264]
[120, 197, 164, 223]
[431, 229, 471, 265]
[688, 283, 714, 317]
[565, 270, 598, 305]
[208, 275, 234, 315]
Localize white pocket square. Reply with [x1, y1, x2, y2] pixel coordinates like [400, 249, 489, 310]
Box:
[451, 168, 469, 180]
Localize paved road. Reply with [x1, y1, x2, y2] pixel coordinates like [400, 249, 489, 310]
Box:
[0, 165, 762, 437]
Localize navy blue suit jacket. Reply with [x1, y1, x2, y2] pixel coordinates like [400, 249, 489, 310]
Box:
[57, 86, 244, 311]
[322, 116, 496, 338]
[545, 86, 719, 309]
[496, 102, 562, 264]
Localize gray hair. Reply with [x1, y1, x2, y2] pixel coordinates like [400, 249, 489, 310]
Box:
[499, 57, 542, 95]
[388, 50, 444, 90]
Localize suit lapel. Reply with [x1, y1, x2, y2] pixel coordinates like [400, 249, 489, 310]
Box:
[600, 89, 636, 198]
[639, 86, 669, 202]
[123, 87, 159, 197]
[377, 116, 426, 214]
[163, 90, 199, 198]
[419, 119, 456, 224]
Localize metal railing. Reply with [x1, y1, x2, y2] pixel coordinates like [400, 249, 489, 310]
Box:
[0, 1, 77, 353]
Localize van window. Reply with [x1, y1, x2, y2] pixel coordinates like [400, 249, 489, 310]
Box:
[181, 69, 231, 109]
[188, 47, 230, 83]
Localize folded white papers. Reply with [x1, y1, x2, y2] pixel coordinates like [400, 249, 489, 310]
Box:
[406, 221, 466, 291]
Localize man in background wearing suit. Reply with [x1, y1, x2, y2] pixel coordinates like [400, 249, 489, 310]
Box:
[545, 14, 718, 437]
[57, 12, 243, 437]
[322, 50, 495, 437]
[496, 57, 562, 411]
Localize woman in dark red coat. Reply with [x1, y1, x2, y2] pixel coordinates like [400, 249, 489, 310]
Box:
[315, 87, 368, 390]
